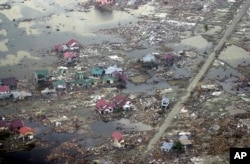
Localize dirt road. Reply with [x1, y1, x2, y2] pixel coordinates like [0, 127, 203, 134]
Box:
[144, 0, 250, 155]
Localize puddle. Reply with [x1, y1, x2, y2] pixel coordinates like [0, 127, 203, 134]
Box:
[4, 147, 51, 164]
[0, 39, 8, 51]
[123, 81, 170, 94]
[78, 137, 105, 148]
[0, 0, 141, 79]
[0, 1, 138, 53]
[180, 35, 213, 54]
[90, 118, 153, 136]
[1, 120, 79, 164]
[126, 46, 158, 58]
[90, 120, 117, 137]
[219, 45, 250, 68]
[206, 65, 250, 94]
[0, 54, 57, 79]
[172, 66, 192, 79]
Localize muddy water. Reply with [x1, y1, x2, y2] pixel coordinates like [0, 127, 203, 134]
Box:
[0, 0, 140, 78]
[0, 1, 157, 162]
[90, 118, 153, 136]
[206, 65, 249, 94]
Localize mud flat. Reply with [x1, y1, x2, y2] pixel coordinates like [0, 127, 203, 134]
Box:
[219, 45, 250, 68]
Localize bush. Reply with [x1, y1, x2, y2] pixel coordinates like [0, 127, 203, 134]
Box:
[204, 24, 209, 31]
[173, 141, 183, 151]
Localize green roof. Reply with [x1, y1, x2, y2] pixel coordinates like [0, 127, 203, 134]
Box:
[35, 70, 49, 76]
[53, 80, 66, 87]
[91, 67, 103, 75]
[77, 79, 86, 85]
[103, 75, 114, 82]
[85, 78, 95, 86]
[71, 78, 94, 86]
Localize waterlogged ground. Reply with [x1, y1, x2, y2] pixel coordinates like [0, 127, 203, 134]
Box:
[0, 0, 250, 163]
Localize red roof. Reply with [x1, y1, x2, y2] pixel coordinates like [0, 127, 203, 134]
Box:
[0, 85, 10, 93]
[111, 95, 129, 108]
[96, 99, 113, 112]
[164, 53, 175, 60]
[10, 119, 24, 131]
[66, 39, 79, 47]
[19, 126, 35, 135]
[55, 44, 63, 50]
[64, 52, 76, 59]
[96, 0, 115, 5]
[112, 71, 128, 81]
[0, 77, 17, 87]
[112, 131, 123, 141]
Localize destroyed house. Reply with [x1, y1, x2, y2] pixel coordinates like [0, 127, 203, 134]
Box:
[0, 77, 17, 89]
[34, 70, 50, 84]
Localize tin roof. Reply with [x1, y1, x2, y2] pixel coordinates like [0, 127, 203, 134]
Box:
[112, 131, 123, 141]
[0, 85, 10, 93]
[19, 126, 35, 135]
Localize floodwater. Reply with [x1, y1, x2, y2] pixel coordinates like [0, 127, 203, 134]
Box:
[0, 1, 156, 162]
[206, 64, 250, 94]
[1, 0, 246, 162]
[91, 118, 153, 136]
[0, 0, 140, 78]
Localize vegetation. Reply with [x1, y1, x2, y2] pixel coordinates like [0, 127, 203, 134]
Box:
[173, 141, 183, 151]
[114, 108, 123, 113]
[204, 24, 209, 31]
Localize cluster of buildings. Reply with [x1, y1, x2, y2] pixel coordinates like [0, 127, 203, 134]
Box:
[0, 77, 32, 101]
[0, 117, 35, 142]
[96, 94, 132, 114]
[35, 65, 128, 92]
[36, 39, 128, 95]
[0, 77, 17, 99]
[95, 0, 116, 6]
[141, 52, 182, 68]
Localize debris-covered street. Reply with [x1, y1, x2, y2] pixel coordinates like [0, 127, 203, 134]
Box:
[0, 0, 250, 163]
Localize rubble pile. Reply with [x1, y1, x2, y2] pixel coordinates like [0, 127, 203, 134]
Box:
[46, 140, 87, 163]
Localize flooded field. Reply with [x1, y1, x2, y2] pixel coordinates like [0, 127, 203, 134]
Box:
[0, 0, 250, 163]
